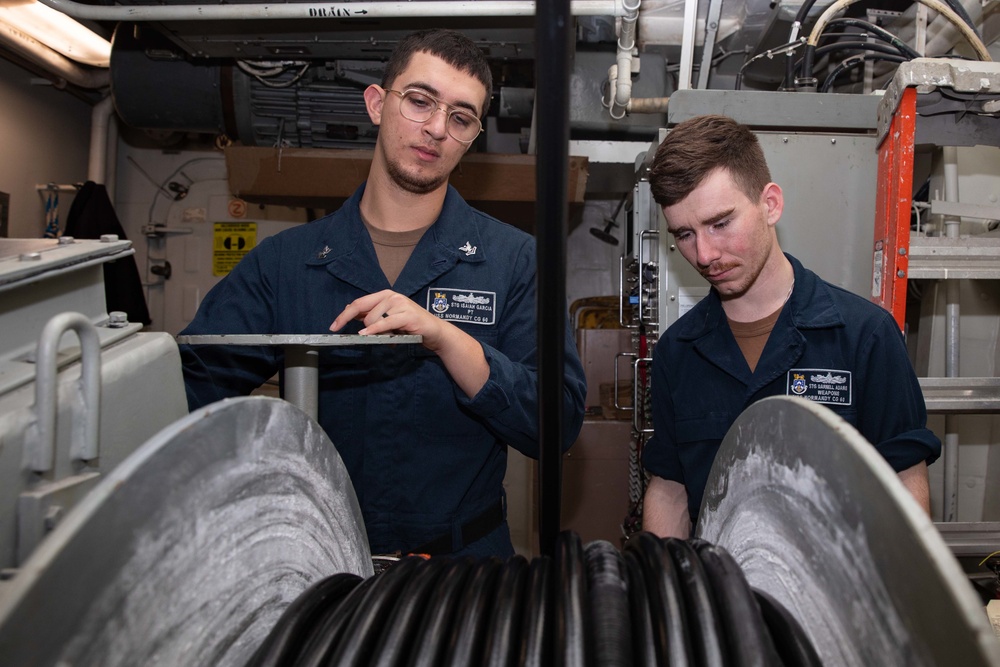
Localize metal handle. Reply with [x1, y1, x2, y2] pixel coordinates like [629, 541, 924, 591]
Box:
[614, 352, 638, 411]
[633, 356, 654, 434]
[638, 229, 659, 327]
[26, 312, 102, 472]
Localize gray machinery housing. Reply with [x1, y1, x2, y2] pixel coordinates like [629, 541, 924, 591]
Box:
[0, 237, 188, 572]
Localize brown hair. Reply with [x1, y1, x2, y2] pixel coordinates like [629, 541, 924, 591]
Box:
[648, 114, 771, 207]
[381, 29, 493, 117]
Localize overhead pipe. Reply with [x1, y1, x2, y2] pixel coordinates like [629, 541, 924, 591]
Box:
[38, 0, 623, 22]
[607, 0, 640, 119]
[605, 0, 671, 117]
[89, 95, 114, 184]
[0, 20, 108, 89]
[942, 146, 961, 522]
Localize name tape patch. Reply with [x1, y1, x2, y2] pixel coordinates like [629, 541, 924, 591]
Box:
[786, 368, 852, 406]
[426, 288, 496, 325]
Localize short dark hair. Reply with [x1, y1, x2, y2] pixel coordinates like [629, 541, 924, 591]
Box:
[381, 29, 493, 117]
[648, 114, 771, 207]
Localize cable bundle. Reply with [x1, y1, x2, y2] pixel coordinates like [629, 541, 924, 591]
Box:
[247, 531, 820, 666]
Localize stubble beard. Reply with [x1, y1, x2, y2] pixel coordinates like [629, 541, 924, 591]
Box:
[385, 153, 448, 195]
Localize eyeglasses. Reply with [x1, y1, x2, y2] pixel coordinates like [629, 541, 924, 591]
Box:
[385, 88, 483, 144]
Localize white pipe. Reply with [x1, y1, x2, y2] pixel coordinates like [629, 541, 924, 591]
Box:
[0, 20, 108, 88]
[39, 0, 622, 21]
[942, 146, 961, 522]
[677, 0, 699, 89]
[609, 0, 640, 119]
[89, 96, 114, 184]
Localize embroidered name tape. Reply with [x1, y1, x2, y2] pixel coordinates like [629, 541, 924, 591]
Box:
[787, 369, 852, 406]
[426, 288, 496, 325]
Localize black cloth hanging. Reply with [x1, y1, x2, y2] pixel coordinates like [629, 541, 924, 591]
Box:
[64, 181, 152, 326]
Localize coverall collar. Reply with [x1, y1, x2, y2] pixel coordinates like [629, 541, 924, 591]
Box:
[675, 253, 846, 389]
[306, 183, 486, 296]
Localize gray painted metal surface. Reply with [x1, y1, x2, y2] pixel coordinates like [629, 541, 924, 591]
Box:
[667, 88, 881, 130]
[878, 58, 1000, 147]
[176, 333, 422, 345]
[699, 396, 1000, 666]
[0, 396, 372, 666]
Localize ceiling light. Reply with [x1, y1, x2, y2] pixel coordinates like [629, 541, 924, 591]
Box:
[0, 0, 110, 67]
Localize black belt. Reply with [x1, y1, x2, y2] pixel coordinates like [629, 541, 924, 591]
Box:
[411, 499, 505, 556]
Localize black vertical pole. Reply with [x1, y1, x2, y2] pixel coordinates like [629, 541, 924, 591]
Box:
[535, 0, 573, 559]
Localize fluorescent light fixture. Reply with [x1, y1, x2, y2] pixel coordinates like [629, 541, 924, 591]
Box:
[0, 0, 110, 67]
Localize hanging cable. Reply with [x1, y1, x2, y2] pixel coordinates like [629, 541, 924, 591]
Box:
[735, 39, 807, 91]
[821, 53, 909, 92]
[823, 18, 922, 60]
[801, 0, 992, 85]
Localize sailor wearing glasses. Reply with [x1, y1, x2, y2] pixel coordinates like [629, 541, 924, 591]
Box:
[180, 29, 587, 559]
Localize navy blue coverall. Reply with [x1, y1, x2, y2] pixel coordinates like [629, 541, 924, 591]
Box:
[642, 254, 941, 525]
[181, 184, 587, 557]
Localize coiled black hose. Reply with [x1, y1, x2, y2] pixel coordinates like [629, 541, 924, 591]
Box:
[293, 575, 376, 667]
[444, 557, 504, 665]
[482, 555, 529, 667]
[665, 538, 725, 667]
[583, 540, 632, 667]
[628, 532, 693, 666]
[557, 530, 589, 666]
[408, 558, 475, 667]
[246, 572, 363, 667]
[692, 539, 783, 667]
[753, 588, 823, 667]
[369, 557, 449, 667]
[249, 531, 818, 666]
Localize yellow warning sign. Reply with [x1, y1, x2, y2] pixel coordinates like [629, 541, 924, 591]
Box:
[213, 222, 257, 276]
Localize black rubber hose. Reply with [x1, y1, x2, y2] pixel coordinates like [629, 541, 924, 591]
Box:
[623, 548, 657, 667]
[800, 44, 818, 85]
[812, 40, 913, 59]
[292, 574, 377, 667]
[369, 558, 450, 667]
[664, 538, 726, 667]
[245, 572, 364, 667]
[556, 530, 589, 667]
[628, 533, 693, 667]
[326, 557, 423, 666]
[824, 18, 922, 59]
[407, 558, 476, 667]
[520, 555, 555, 667]
[692, 540, 783, 667]
[753, 588, 823, 667]
[444, 557, 505, 665]
[584, 540, 632, 667]
[483, 556, 530, 667]
[786, 0, 824, 86]
[821, 53, 908, 92]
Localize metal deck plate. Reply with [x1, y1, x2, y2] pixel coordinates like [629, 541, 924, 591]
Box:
[699, 396, 1000, 667]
